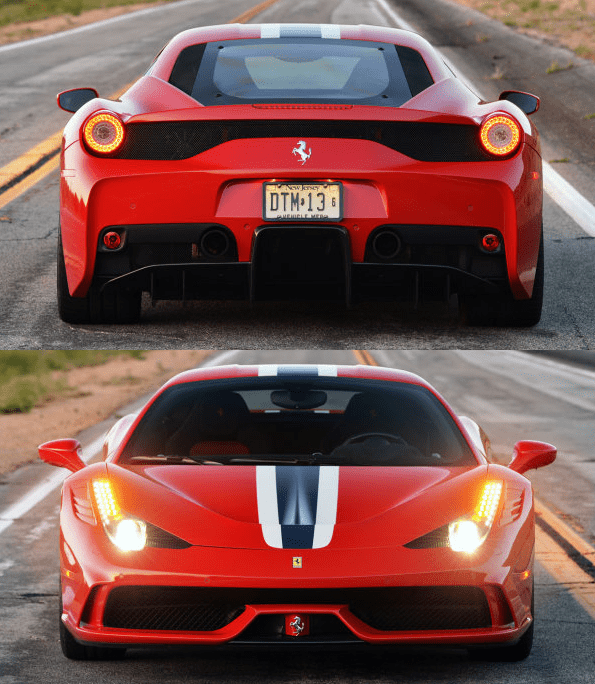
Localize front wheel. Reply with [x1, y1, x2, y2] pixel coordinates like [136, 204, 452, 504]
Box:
[59, 596, 126, 660]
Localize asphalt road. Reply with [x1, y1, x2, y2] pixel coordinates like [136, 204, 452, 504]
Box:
[1, 0, 595, 348]
[1, 350, 594, 682]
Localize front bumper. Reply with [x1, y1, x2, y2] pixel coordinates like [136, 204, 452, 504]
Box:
[61, 534, 534, 649]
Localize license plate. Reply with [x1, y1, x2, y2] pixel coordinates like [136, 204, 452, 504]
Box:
[263, 183, 342, 221]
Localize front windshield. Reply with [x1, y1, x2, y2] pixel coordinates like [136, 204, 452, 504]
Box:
[119, 377, 476, 467]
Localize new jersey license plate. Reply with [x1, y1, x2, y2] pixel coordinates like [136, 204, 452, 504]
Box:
[263, 183, 342, 221]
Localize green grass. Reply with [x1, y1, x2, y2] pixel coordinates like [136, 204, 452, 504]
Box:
[0, 0, 169, 28]
[0, 351, 144, 413]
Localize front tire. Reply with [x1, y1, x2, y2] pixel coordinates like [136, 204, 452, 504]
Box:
[469, 584, 534, 662]
[59, 596, 126, 660]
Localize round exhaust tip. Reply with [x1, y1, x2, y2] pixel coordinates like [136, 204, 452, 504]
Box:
[200, 228, 230, 258]
[372, 230, 402, 260]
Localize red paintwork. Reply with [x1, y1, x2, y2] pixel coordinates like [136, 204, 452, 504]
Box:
[43, 364, 555, 652]
[58, 24, 542, 302]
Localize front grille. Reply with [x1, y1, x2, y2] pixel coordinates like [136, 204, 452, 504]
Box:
[108, 120, 493, 162]
[102, 586, 491, 632]
[349, 586, 491, 631]
[103, 587, 245, 631]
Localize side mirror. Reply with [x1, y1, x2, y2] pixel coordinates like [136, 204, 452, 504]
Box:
[57, 88, 99, 113]
[38, 438, 86, 472]
[498, 90, 540, 115]
[509, 440, 556, 475]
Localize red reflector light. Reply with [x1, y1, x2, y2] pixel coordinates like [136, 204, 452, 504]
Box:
[479, 115, 521, 156]
[83, 113, 125, 154]
[103, 231, 122, 250]
[482, 234, 501, 252]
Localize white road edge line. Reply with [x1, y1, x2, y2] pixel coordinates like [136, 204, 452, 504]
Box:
[0, 0, 211, 53]
[454, 350, 595, 414]
[374, 0, 595, 238]
[0, 434, 104, 536]
[0, 350, 242, 536]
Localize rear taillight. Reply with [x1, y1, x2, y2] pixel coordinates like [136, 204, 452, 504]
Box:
[83, 112, 125, 154]
[479, 114, 521, 157]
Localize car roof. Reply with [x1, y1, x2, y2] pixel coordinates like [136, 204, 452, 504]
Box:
[159, 363, 437, 392]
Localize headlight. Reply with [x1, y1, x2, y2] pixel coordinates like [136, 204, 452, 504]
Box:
[449, 480, 503, 554]
[92, 479, 147, 552]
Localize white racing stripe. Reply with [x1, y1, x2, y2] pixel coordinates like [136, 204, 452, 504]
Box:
[312, 466, 339, 548]
[373, 0, 595, 237]
[0, 433, 104, 536]
[256, 465, 283, 547]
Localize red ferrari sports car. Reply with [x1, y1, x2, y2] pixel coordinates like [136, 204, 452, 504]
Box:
[39, 363, 556, 661]
[56, 23, 543, 326]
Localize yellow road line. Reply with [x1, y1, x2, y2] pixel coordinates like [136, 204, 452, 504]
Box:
[352, 350, 379, 366]
[0, 0, 280, 210]
[356, 348, 595, 620]
[536, 525, 595, 619]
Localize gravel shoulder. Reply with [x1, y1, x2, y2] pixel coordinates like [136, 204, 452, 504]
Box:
[0, 349, 211, 475]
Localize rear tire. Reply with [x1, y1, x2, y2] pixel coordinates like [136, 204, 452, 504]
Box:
[57, 231, 91, 323]
[461, 227, 544, 327]
[57, 231, 141, 324]
[59, 596, 126, 660]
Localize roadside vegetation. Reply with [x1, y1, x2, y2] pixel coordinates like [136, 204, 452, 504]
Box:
[460, 0, 595, 61]
[0, 350, 144, 414]
[0, 0, 165, 27]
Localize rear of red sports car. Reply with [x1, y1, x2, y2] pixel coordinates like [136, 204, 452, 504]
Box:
[58, 23, 543, 325]
[41, 365, 557, 661]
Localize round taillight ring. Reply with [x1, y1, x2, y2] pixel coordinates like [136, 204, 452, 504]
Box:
[479, 114, 521, 157]
[83, 112, 125, 154]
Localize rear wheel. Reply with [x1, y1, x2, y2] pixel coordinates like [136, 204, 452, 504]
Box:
[57, 231, 141, 324]
[57, 232, 91, 323]
[461, 228, 544, 327]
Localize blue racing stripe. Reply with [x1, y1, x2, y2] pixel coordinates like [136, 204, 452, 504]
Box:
[276, 466, 320, 549]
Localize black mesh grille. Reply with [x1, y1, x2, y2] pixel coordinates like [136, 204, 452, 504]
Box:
[103, 587, 245, 631]
[102, 586, 491, 632]
[108, 120, 492, 162]
[349, 586, 491, 630]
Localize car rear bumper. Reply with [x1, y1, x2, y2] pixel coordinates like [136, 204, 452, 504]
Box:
[60, 139, 542, 301]
[93, 223, 506, 304]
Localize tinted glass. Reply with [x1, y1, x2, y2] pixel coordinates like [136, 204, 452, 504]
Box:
[120, 377, 476, 466]
[169, 39, 433, 107]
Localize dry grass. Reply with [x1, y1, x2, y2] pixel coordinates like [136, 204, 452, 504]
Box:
[452, 0, 595, 62]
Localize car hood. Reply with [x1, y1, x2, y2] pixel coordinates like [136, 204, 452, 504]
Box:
[108, 463, 487, 550]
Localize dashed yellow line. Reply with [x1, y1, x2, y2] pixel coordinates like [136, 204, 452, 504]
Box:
[0, 0, 281, 210]
[536, 524, 595, 620]
[352, 350, 379, 366]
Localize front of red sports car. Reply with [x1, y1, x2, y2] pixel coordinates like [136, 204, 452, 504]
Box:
[40, 364, 556, 661]
[57, 23, 543, 325]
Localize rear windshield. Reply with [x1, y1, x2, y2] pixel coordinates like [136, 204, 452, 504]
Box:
[119, 376, 476, 467]
[168, 39, 433, 107]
